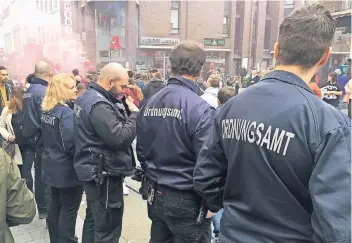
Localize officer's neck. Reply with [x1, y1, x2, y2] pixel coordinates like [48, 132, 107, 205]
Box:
[275, 65, 317, 85]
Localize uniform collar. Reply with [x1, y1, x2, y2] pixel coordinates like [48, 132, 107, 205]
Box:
[167, 76, 198, 93]
[88, 82, 119, 104]
[30, 77, 48, 87]
[262, 70, 314, 95]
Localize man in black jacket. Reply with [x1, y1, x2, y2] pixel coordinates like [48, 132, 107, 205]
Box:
[22, 61, 51, 219]
[73, 63, 138, 243]
[137, 41, 214, 243]
[194, 4, 350, 243]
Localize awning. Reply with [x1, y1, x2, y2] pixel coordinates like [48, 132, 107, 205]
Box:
[139, 45, 174, 49]
[331, 51, 351, 54]
[204, 48, 231, 52]
[331, 9, 352, 18]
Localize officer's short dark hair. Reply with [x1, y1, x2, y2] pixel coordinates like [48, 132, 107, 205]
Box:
[277, 4, 335, 69]
[169, 41, 206, 77]
[150, 69, 158, 74]
[0, 66, 7, 71]
[72, 68, 79, 76]
[218, 87, 236, 105]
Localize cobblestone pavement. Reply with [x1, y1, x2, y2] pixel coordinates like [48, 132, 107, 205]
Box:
[10, 211, 84, 243]
[10, 180, 150, 243]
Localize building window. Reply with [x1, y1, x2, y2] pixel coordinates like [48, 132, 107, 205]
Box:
[99, 50, 110, 57]
[171, 1, 179, 34]
[263, 19, 271, 50]
[223, 16, 229, 38]
[47, 0, 52, 12]
[284, 0, 294, 17]
[53, 0, 58, 9]
[223, 1, 231, 38]
[234, 16, 242, 54]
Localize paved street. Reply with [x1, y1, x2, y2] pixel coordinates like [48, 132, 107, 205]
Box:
[10, 178, 151, 243]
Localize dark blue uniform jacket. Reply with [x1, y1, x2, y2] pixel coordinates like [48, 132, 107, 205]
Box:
[137, 76, 215, 191]
[22, 77, 48, 144]
[41, 104, 80, 188]
[73, 82, 137, 182]
[194, 70, 351, 243]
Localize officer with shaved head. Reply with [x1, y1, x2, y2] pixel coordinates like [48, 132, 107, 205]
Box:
[22, 61, 52, 220]
[73, 63, 138, 243]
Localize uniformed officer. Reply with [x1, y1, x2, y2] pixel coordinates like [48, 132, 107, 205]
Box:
[41, 74, 82, 243]
[73, 63, 138, 243]
[193, 4, 351, 243]
[22, 61, 51, 219]
[137, 41, 215, 242]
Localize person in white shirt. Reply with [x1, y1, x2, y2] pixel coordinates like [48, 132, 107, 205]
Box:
[201, 74, 220, 108]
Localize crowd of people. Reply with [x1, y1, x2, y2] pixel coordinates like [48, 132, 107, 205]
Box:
[0, 3, 351, 243]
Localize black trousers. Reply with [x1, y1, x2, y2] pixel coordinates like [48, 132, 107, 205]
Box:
[47, 185, 84, 243]
[348, 101, 351, 118]
[19, 147, 34, 192]
[82, 178, 124, 243]
[34, 145, 49, 214]
[148, 186, 211, 243]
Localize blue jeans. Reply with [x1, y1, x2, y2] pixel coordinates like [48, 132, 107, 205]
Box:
[212, 209, 224, 235]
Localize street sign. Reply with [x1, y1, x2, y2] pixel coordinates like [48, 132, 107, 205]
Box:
[204, 38, 225, 46]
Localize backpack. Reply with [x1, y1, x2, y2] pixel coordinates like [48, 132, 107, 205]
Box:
[11, 111, 32, 148]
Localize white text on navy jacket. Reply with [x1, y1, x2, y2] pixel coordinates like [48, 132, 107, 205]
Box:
[144, 108, 183, 120]
[221, 119, 295, 156]
[41, 114, 56, 126]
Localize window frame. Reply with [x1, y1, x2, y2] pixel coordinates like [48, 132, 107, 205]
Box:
[170, 1, 179, 34]
[223, 15, 229, 38]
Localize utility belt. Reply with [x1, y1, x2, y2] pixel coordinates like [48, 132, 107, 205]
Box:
[142, 177, 208, 225]
[94, 154, 123, 209]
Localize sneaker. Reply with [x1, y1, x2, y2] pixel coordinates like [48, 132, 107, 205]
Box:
[123, 182, 129, 195]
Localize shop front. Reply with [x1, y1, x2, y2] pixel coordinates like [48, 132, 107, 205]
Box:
[137, 37, 179, 75]
[202, 38, 231, 76]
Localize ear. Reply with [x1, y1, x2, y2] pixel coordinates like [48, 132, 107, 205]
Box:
[274, 42, 279, 61]
[317, 47, 332, 67]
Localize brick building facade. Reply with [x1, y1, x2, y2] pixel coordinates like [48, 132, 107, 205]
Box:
[127, 0, 306, 75]
[1, 0, 349, 76]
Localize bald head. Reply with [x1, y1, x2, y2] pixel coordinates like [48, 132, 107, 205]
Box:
[35, 61, 51, 81]
[98, 63, 129, 95]
[99, 63, 128, 81]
